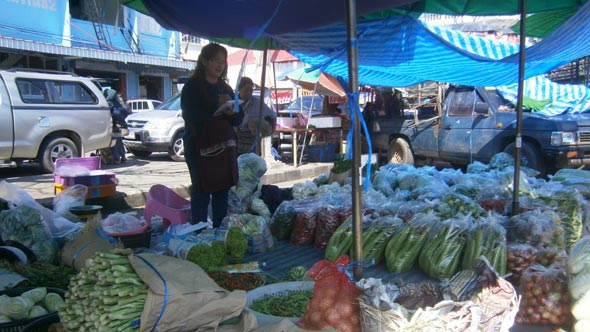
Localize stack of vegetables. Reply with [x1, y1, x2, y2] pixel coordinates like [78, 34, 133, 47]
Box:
[184, 226, 248, 272]
[0, 287, 64, 324]
[59, 251, 147, 332]
[567, 236, 590, 332]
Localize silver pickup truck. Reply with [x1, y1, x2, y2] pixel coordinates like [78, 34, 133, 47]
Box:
[0, 69, 112, 173]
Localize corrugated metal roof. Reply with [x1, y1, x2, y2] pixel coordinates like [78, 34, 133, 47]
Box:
[0, 36, 195, 71]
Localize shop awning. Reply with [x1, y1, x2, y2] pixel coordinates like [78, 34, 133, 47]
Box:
[279, 68, 346, 97]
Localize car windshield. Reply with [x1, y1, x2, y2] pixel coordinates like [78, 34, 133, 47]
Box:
[284, 96, 323, 114]
[483, 88, 515, 112]
[157, 93, 181, 110]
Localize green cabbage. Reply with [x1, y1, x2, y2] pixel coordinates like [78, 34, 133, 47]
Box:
[27, 305, 48, 319]
[0, 295, 9, 306]
[42, 292, 64, 312]
[0, 296, 34, 320]
[22, 287, 47, 304]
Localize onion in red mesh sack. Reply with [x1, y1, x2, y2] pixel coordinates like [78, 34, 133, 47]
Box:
[298, 255, 361, 332]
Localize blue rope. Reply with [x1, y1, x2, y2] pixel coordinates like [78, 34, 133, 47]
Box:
[71, 241, 95, 268]
[136, 254, 169, 332]
[336, 76, 373, 191]
[337, 258, 375, 282]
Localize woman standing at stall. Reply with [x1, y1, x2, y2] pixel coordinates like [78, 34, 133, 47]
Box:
[181, 43, 243, 227]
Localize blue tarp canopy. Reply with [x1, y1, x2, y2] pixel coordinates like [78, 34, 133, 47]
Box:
[273, 1, 590, 88]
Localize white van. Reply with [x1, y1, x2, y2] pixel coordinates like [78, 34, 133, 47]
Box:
[126, 99, 162, 113]
[0, 69, 112, 173]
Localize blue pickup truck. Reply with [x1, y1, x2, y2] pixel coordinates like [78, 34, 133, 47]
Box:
[372, 85, 590, 176]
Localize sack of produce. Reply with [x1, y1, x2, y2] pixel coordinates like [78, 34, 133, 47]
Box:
[506, 243, 539, 287]
[507, 209, 565, 249]
[291, 205, 320, 246]
[269, 201, 297, 241]
[225, 213, 274, 253]
[0, 205, 59, 264]
[130, 252, 256, 332]
[418, 217, 468, 279]
[314, 204, 343, 249]
[516, 261, 572, 326]
[298, 255, 361, 332]
[60, 216, 117, 271]
[538, 188, 585, 251]
[385, 211, 432, 273]
[567, 236, 590, 331]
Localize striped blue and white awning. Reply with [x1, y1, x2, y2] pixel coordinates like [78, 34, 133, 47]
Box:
[272, 1, 590, 114]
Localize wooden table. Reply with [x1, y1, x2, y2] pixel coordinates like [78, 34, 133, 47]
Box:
[276, 127, 344, 167]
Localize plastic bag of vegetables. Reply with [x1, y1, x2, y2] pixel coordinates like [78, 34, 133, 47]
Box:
[567, 236, 590, 328]
[507, 209, 565, 249]
[0, 205, 58, 264]
[385, 211, 433, 273]
[418, 217, 469, 279]
[298, 255, 361, 332]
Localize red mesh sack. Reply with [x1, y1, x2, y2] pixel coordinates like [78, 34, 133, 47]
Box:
[298, 255, 361, 332]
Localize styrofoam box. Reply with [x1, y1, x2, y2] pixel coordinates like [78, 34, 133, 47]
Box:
[307, 116, 341, 128]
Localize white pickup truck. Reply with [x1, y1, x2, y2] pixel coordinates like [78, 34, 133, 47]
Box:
[0, 69, 113, 173]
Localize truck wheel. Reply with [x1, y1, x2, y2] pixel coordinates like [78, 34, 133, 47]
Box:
[129, 149, 152, 158]
[387, 138, 414, 165]
[503, 141, 545, 176]
[39, 137, 79, 174]
[168, 131, 185, 162]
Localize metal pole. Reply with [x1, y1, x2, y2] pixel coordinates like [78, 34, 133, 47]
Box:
[512, 0, 526, 216]
[256, 38, 270, 156]
[346, 0, 362, 280]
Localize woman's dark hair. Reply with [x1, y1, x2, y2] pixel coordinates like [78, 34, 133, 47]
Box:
[191, 43, 228, 82]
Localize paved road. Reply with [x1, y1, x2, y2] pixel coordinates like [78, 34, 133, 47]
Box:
[0, 153, 332, 209]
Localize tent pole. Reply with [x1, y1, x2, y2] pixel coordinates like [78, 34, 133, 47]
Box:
[512, 0, 527, 216]
[256, 38, 270, 156]
[346, 0, 362, 280]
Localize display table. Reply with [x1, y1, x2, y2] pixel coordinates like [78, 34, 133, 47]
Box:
[275, 127, 315, 167]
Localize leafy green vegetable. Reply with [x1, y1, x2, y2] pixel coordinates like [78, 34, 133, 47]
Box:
[42, 292, 64, 312]
[21, 287, 47, 304]
[211, 240, 228, 267]
[27, 305, 48, 319]
[250, 290, 313, 317]
[287, 266, 307, 281]
[0, 296, 34, 320]
[226, 227, 248, 263]
[0, 314, 11, 323]
[186, 243, 217, 272]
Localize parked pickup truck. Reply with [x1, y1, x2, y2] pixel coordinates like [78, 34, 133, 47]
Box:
[372, 85, 590, 176]
[0, 69, 112, 173]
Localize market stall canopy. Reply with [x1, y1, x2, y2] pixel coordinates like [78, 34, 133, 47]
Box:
[275, 1, 590, 87]
[121, 0, 586, 40]
[278, 68, 346, 97]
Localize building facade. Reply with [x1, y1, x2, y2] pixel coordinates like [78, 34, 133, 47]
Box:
[0, 0, 199, 102]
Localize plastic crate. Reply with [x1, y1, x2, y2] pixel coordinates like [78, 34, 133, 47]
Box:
[54, 156, 101, 172]
[307, 143, 336, 162]
[54, 172, 117, 186]
[0, 287, 65, 332]
[54, 183, 117, 199]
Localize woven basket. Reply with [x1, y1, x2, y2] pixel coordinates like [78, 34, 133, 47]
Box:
[359, 277, 519, 332]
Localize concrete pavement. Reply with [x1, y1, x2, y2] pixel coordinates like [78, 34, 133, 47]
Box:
[1, 153, 333, 212]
